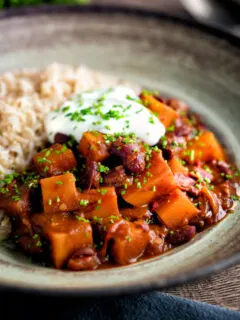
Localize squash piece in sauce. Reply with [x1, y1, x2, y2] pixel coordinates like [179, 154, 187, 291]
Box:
[168, 157, 188, 175]
[79, 187, 120, 221]
[120, 206, 150, 221]
[100, 220, 151, 265]
[33, 143, 77, 176]
[155, 188, 199, 229]
[122, 151, 177, 206]
[40, 173, 79, 214]
[32, 212, 93, 269]
[182, 131, 226, 164]
[140, 93, 178, 128]
[78, 131, 109, 162]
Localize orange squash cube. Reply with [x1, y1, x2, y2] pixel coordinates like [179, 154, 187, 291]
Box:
[122, 151, 177, 206]
[40, 173, 79, 214]
[78, 131, 109, 162]
[140, 93, 178, 128]
[33, 144, 77, 176]
[78, 187, 120, 221]
[48, 225, 92, 268]
[155, 189, 199, 229]
[32, 213, 93, 269]
[181, 131, 226, 164]
[168, 157, 188, 175]
[103, 220, 151, 265]
[120, 206, 150, 220]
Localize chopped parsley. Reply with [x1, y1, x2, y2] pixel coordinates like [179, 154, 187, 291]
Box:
[166, 124, 175, 132]
[194, 202, 202, 207]
[125, 235, 132, 243]
[98, 164, 110, 173]
[12, 195, 21, 201]
[37, 157, 49, 164]
[36, 240, 42, 247]
[45, 150, 51, 157]
[93, 216, 103, 223]
[137, 182, 142, 189]
[108, 215, 120, 224]
[146, 163, 151, 169]
[75, 216, 89, 223]
[79, 199, 89, 206]
[204, 177, 211, 184]
[62, 106, 70, 113]
[148, 116, 155, 124]
[100, 189, 108, 195]
[101, 110, 125, 121]
[126, 95, 142, 104]
[160, 136, 168, 149]
[189, 150, 195, 162]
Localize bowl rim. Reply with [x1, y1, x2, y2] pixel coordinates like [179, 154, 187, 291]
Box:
[0, 3, 239, 296]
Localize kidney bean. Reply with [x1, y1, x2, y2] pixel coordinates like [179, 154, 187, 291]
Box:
[110, 139, 145, 174]
[167, 225, 196, 245]
[54, 132, 70, 144]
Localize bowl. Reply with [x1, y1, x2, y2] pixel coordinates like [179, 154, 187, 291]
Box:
[0, 5, 239, 296]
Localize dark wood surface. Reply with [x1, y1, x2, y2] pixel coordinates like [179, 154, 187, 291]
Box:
[164, 265, 240, 310]
[91, 0, 240, 311]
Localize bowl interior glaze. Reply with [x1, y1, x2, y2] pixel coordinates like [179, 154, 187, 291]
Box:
[0, 6, 239, 295]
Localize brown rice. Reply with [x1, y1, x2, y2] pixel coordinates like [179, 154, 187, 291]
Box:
[0, 63, 137, 177]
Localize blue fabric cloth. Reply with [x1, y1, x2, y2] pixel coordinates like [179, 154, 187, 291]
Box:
[1, 291, 240, 319]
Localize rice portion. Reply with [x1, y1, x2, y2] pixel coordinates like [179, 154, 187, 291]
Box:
[0, 63, 138, 176]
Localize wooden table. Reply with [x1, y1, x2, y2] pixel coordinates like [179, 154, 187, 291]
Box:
[164, 265, 240, 310]
[92, 0, 240, 311]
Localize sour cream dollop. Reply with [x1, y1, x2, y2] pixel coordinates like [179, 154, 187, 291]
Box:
[45, 87, 165, 146]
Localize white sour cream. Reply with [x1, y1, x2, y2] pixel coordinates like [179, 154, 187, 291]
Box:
[45, 87, 165, 146]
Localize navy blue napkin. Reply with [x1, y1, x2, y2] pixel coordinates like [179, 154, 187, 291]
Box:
[1, 291, 240, 320]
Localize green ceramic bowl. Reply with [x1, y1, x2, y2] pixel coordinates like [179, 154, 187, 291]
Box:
[0, 5, 239, 296]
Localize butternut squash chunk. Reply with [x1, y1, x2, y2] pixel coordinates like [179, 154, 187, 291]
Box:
[79, 187, 120, 221]
[140, 93, 178, 128]
[120, 206, 150, 220]
[78, 131, 109, 162]
[181, 131, 226, 164]
[155, 189, 199, 229]
[100, 220, 151, 265]
[40, 173, 79, 214]
[33, 144, 77, 176]
[122, 151, 177, 206]
[168, 157, 188, 175]
[32, 212, 93, 268]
